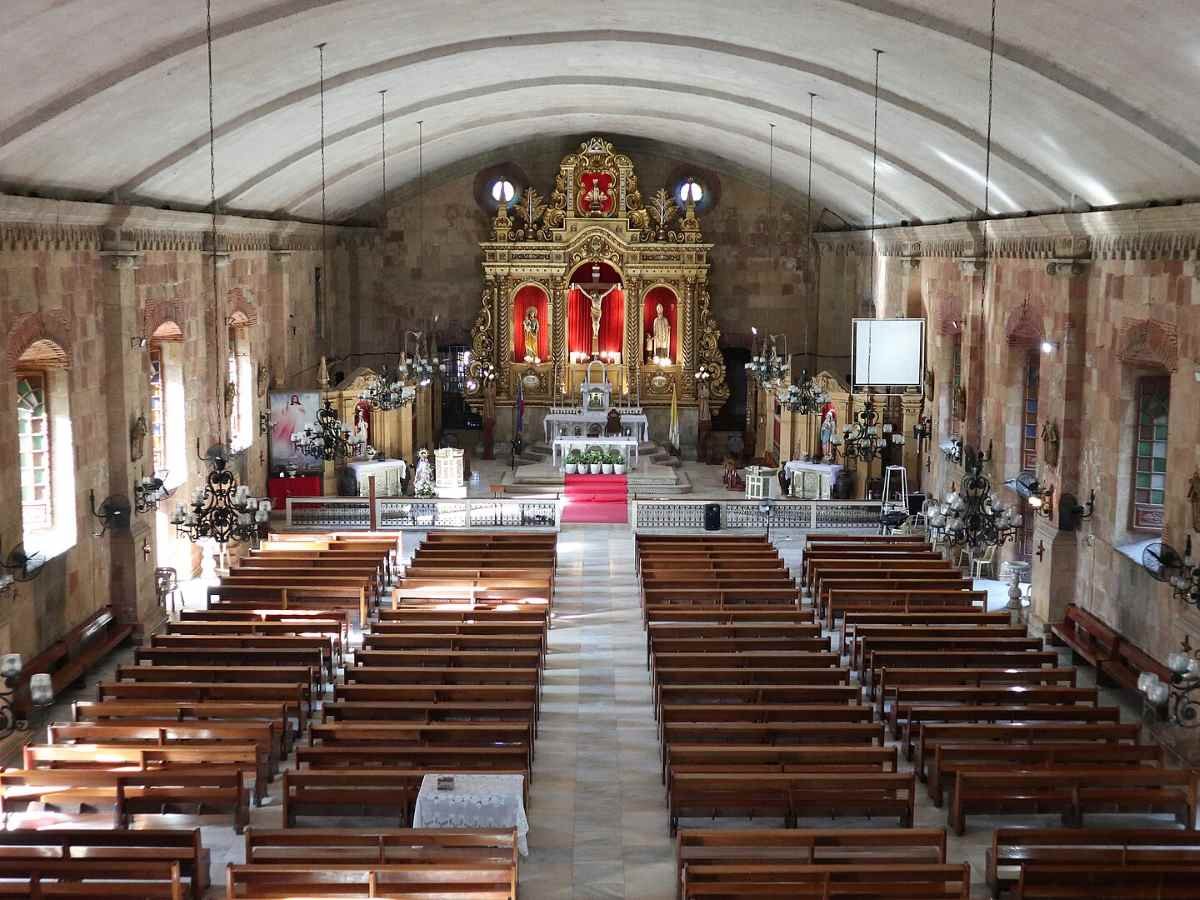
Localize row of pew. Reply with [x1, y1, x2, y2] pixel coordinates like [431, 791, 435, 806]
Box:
[645, 531, 1200, 898]
[0, 531, 553, 899]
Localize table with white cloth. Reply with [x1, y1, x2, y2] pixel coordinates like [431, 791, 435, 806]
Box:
[785, 461, 843, 500]
[347, 459, 407, 497]
[543, 411, 649, 443]
[551, 436, 640, 467]
[412, 773, 529, 856]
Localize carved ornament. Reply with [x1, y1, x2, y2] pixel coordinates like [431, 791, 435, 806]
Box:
[1117, 318, 1179, 373]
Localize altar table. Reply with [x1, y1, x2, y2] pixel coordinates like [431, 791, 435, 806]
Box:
[543, 411, 649, 443]
[412, 773, 529, 856]
[785, 461, 843, 500]
[552, 436, 640, 467]
[347, 459, 407, 497]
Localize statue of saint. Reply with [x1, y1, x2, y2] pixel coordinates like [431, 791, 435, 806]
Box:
[650, 302, 671, 363]
[413, 448, 435, 498]
[819, 404, 837, 460]
[522, 306, 540, 362]
[589, 292, 604, 357]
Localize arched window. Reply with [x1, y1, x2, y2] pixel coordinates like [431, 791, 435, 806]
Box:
[1020, 350, 1040, 474]
[149, 322, 186, 486]
[490, 179, 516, 204]
[1131, 375, 1169, 533]
[227, 322, 253, 452]
[679, 178, 703, 204]
[15, 340, 76, 557]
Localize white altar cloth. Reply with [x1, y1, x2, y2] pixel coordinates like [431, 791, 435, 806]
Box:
[552, 436, 640, 467]
[412, 773, 528, 856]
[543, 411, 649, 443]
[348, 459, 407, 497]
[785, 461, 843, 500]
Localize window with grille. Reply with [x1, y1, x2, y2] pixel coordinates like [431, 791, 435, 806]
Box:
[1132, 375, 1169, 532]
[149, 347, 166, 474]
[1021, 350, 1039, 474]
[17, 373, 51, 532]
[949, 336, 962, 435]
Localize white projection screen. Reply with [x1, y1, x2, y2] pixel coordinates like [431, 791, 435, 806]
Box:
[852, 318, 926, 389]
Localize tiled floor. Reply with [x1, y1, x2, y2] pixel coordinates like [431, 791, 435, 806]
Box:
[6, 520, 1158, 899]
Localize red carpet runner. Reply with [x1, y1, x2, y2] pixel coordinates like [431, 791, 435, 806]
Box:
[561, 474, 629, 524]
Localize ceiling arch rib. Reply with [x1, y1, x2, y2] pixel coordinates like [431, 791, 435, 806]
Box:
[271, 111, 914, 224]
[112, 29, 1069, 210]
[6, 0, 1194, 189]
[211, 79, 974, 215]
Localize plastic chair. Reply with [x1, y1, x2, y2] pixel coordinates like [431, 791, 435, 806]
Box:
[971, 545, 998, 579]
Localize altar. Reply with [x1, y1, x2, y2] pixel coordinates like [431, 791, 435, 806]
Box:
[463, 136, 730, 454]
[552, 436, 640, 468]
[785, 461, 843, 500]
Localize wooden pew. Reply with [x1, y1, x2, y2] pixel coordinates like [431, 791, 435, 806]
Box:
[363, 632, 545, 658]
[1100, 632, 1172, 692]
[281, 768, 525, 826]
[668, 771, 916, 833]
[928, 741, 1164, 807]
[206, 583, 369, 626]
[875, 666, 1079, 712]
[148, 634, 333, 680]
[676, 828, 946, 900]
[72, 700, 293, 754]
[884, 685, 1098, 737]
[294, 744, 529, 775]
[132, 647, 325, 687]
[847, 624, 1029, 667]
[115, 667, 316, 707]
[225, 861, 517, 897]
[856, 634, 1043, 678]
[0, 859, 186, 899]
[309, 721, 532, 769]
[11, 605, 133, 717]
[166, 618, 343, 663]
[802, 552, 944, 586]
[950, 766, 1199, 834]
[1049, 603, 1119, 669]
[0, 767, 250, 832]
[820, 580, 973, 620]
[0, 830, 208, 900]
[899, 704, 1122, 761]
[244, 826, 519, 868]
[841, 611, 1013, 653]
[23, 742, 268, 805]
[986, 827, 1200, 897]
[1014, 862, 1200, 898]
[645, 607, 815, 626]
[666, 745, 897, 790]
[47, 720, 279, 777]
[811, 566, 962, 602]
[322, 701, 536, 748]
[682, 862, 971, 899]
[862, 650, 1059, 690]
[827, 589, 987, 621]
[915, 722, 1141, 782]
[96, 682, 309, 733]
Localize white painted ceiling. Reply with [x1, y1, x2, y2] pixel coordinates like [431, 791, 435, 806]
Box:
[3, 0, 1198, 225]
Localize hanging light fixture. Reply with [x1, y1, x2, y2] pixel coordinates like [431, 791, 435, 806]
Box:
[293, 400, 353, 461]
[745, 331, 788, 389]
[1140, 633, 1200, 727]
[927, 458, 1021, 549]
[782, 375, 829, 415]
[172, 0, 270, 547]
[839, 397, 903, 463]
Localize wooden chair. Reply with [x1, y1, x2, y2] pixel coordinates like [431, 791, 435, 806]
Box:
[155, 567, 182, 615]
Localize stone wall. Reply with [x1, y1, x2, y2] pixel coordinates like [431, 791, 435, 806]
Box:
[817, 207, 1200, 758]
[0, 196, 376, 660]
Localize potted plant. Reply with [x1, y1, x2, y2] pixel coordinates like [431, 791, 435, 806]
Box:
[601, 448, 614, 475]
[586, 447, 604, 475]
[610, 447, 627, 475]
[564, 448, 582, 475]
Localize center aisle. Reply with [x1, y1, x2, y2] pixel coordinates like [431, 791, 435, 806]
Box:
[520, 524, 676, 900]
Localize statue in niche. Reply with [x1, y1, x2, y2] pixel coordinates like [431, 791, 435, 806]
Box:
[130, 414, 148, 463]
[819, 404, 837, 461]
[646, 302, 672, 363]
[1041, 421, 1060, 467]
[1188, 470, 1200, 533]
[697, 379, 712, 462]
[413, 448, 435, 498]
[522, 306, 540, 362]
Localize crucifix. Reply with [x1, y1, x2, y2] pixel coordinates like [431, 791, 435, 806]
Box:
[573, 263, 620, 359]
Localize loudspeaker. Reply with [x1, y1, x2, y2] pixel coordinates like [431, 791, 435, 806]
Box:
[704, 503, 721, 531]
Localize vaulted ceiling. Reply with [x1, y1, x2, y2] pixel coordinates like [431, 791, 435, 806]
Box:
[4, 1, 1198, 226]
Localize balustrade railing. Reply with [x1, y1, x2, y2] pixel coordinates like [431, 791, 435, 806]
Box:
[285, 496, 561, 531]
[632, 498, 883, 532]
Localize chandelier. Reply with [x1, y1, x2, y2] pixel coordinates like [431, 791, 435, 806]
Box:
[293, 400, 352, 461]
[134, 472, 173, 513]
[838, 398, 902, 463]
[745, 329, 788, 389]
[170, 448, 270, 544]
[928, 459, 1021, 548]
[1140, 635, 1200, 727]
[360, 365, 416, 411]
[783, 372, 829, 415]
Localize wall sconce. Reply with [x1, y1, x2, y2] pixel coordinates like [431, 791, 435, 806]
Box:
[134, 473, 172, 514]
[1139, 634, 1200, 727]
[1169, 536, 1200, 607]
[0, 653, 53, 738]
[130, 336, 148, 351]
[1040, 340, 1057, 354]
[89, 490, 131, 536]
[259, 410, 271, 436]
[1006, 472, 1054, 519]
[1059, 490, 1095, 531]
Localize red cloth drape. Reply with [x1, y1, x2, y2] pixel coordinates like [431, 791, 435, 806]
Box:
[567, 287, 624, 358]
[512, 285, 549, 361]
[642, 286, 679, 362]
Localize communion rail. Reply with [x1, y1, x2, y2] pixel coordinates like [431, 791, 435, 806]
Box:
[631, 498, 884, 532]
[284, 496, 561, 531]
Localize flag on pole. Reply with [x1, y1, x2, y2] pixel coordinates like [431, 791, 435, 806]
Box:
[515, 377, 525, 438]
[669, 381, 680, 450]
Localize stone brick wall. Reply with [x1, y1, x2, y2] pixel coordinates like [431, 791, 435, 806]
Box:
[817, 209, 1200, 758]
[0, 196, 376, 661]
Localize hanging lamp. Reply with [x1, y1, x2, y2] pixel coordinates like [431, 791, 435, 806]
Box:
[171, 0, 269, 545]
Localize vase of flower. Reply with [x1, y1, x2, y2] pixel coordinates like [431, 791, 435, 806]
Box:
[585, 447, 604, 475]
[611, 448, 627, 475]
[564, 448, 582, 475]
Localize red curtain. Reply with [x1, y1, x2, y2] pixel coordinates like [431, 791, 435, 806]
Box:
[642, 286, 679, 363]
[512, 284, 549, 361]
[568, 287, 624, 358]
